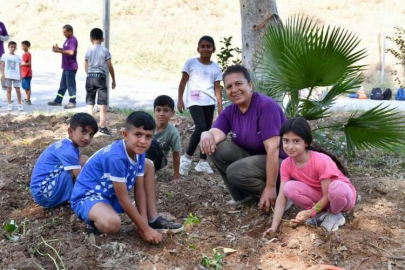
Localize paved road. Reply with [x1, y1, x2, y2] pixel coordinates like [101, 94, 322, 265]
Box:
[1, 52, 405, 115]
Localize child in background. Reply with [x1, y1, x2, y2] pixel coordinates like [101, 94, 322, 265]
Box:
[263, 117, 357, 234]
[30, 113, 98, 208]
[146, 95, 182, 183]
[71, 111, 183, 243]
[21, 40, 32, 105]
[85, 28, 116, 136]
[1, 41, 22, 111]
[177, 35, 222, 176]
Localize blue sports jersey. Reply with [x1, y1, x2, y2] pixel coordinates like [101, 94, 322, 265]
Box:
[71, 140, 145, 207]
[30, 139, 81, 206]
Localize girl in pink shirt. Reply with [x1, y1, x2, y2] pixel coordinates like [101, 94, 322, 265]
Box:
[264, 117, 357, 234]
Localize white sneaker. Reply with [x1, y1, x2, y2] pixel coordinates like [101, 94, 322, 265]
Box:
[195, 160, 214, 174]
[7, 104, 12, 111]
[320, 212, 346, 232]
[284, 199, 294, 212]
[179, 155, 192, 176]
[225, 196, 254, 206]
[18, 104, 23, 111]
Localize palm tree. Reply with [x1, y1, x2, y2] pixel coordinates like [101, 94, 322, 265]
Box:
[254, 15, 405, 158]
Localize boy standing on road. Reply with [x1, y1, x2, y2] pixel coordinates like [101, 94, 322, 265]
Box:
[1, 41, 22, 111]
[85, 28, 116, 136]
[21, 40, 32, 105]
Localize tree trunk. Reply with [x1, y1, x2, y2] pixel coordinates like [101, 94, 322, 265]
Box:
[239, 0, 281, 71]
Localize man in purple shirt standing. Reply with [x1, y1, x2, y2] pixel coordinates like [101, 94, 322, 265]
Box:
[48, 25, 78, 109]
[0, 21, 9, 91]
[200, 65, 287, 212]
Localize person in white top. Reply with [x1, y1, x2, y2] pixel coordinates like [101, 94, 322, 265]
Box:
[1, 41, 22, 111]
[177, 36, 223, 176]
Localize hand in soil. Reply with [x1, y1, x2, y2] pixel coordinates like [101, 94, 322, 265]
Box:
[262, 227, 277, 238]
[259, 187, 277, 212]
[140, 227, 163, 244]
[291, 210, 312, 223]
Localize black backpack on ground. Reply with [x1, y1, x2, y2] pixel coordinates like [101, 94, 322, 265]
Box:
[370, 88, 384, 100]
[382, 88, 392, 100]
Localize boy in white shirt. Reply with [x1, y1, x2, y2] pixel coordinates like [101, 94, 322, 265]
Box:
[1, 41, 22, 111]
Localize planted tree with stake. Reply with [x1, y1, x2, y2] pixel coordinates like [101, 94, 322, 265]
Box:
[254, 15, 405, 158]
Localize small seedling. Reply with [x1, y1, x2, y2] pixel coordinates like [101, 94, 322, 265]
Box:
[184, 213, 200, 226]
[189, 244, 199, 251]
[4, 220, 20, 241]
[201, 249, 225, 270]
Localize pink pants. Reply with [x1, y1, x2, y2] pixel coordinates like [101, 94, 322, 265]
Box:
[284, 180, 355, 214]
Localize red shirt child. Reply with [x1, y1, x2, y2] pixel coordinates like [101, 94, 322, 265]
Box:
[21, 41, 32, 105]
[21, 51, 32, 78]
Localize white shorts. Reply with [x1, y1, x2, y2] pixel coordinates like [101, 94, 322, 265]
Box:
[5, 79, 21, 88]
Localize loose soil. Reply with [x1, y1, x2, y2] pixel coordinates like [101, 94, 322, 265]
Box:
[0, 113, 404, 269]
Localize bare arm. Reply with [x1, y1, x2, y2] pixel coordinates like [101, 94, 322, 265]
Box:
[21, 60, 31, 66]
[172, 151, 180, 181]
[214, 81, 223, 114]
[84, 60, 88, 74]
[106, 59, 116, 89]
[264, 181, 288, 235]
[177, 72, 189, 113]
[52, 43, 74, 56]
[260, 136, 280, 212]
[1, 61, 5, 77]
[200, 128, 227, 155]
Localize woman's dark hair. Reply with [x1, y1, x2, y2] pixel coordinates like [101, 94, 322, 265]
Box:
[223, 65, 251, 84]
[126, 111, 156, 131]
[70, 113, 98, 134]
[280, 117, 349, 177]
[198, 35, 215, 51]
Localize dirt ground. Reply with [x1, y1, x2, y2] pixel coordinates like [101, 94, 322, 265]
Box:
[0, 112, 404, 270]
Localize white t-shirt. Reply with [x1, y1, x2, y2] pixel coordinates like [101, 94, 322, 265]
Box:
[1, 54, 21, 80]
[182, 58, 222, 108]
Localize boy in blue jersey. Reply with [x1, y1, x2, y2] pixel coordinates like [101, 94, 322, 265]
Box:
[71, 111, 183, 244]
[30, 113, 98, 208]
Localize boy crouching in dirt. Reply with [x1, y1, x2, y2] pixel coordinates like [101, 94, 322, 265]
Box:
[146, 95, 182, 183]
[30, 113, 98, 208]
[70, 111, 184, 244]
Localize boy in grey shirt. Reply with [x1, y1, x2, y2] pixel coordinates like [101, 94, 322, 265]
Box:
[85, 28, 116, 135]
[146, 95, 182, 183]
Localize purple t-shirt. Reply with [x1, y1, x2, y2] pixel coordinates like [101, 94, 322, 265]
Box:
[0, 22, 8, 57]
[213, 92, 287, 158]
[62, 36, 78, 70]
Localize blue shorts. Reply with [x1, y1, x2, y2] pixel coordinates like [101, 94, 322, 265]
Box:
[72, 194, 124, 224]
[22, 77, 32, 90]
[32, 170, 74, 208]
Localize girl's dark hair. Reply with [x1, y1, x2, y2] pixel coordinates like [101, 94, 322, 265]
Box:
[198, 35, 215, 51]
[223, 65, 251, 84]
[280, 117, 349, 177]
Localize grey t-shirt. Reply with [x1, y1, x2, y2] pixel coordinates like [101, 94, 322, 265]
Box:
[155, 123, 182, 167]
[85, 44, 111, 75]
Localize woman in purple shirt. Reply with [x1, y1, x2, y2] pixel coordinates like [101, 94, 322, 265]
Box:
[200, 65, 287, 212]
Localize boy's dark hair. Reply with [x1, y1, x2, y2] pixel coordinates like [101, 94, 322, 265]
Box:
[21, 40, 31, 47]
[223, 65, 251, 84]
[154, 95, 175, 111]
[70, 113, 98, 133]
[198, 35, 216, 51]
[126, 111, 156, 131]
[279, 117, 349, 177]
[8, 41, 17, 47]
[63, 24, 73, 33]
[90, 28, 103, 40]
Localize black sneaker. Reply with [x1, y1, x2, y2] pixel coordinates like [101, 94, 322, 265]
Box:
[99, 127, 113, 136]
[24, 99, 32, 105]
[48, 101, 62, 106]
[85, 223, 102, 235]
[149, 216, 184, 234]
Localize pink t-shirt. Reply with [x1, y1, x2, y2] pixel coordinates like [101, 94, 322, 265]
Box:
[280, 151, 356, 197]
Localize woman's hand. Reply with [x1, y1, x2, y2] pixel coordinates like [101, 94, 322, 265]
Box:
[291, 210, 312, 223]
[200, 131, 216, 155]
[177, 99, 185, 113]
